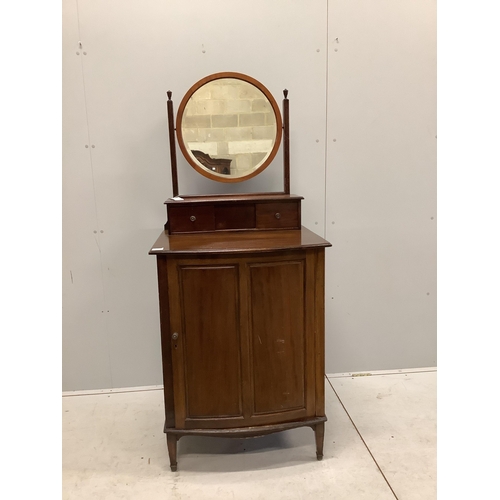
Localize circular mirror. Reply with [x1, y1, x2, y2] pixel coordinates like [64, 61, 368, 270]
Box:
[176, 72, 282, 182]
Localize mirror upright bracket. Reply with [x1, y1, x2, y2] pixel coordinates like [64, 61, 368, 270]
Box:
[166, 90, 179, 198]
[283, 89, 290, 195]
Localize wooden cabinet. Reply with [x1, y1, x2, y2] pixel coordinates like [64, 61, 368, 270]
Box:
[154, 71, 331, 470]
[150, 226, 331, 471]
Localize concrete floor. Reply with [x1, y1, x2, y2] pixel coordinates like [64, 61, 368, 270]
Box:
[62, 370, 436, 499]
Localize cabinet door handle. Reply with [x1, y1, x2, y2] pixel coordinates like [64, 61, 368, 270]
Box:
[172, 332, 179, 340]
[190, 215, 196, 222]
[275, 212, 281, 220]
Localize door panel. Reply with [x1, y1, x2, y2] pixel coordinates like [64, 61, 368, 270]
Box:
[168, 252, 316, 430]
[175, 264, 243, 421]
[248, 260, 306, 415]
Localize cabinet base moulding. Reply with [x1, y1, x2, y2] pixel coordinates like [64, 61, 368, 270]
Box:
[164, 417, 327, 472]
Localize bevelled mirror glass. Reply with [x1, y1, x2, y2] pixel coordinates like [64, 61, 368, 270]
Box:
[176, 73, 282, 183]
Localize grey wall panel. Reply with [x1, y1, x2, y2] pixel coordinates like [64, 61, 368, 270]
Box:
[62, 0, 111, 390]
[63, 0, 328, 390]
[73, 0, 172, 388]
[62, 0, 436, 390]
[325, 0, 437, 373]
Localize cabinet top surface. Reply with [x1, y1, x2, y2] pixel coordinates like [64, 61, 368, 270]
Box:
[149, 226, 331, 255]
[164, 193, 304, 205]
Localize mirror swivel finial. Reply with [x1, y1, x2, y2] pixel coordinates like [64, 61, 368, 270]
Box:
[283, 89, 288, 99]
[167, 91, 173, 100]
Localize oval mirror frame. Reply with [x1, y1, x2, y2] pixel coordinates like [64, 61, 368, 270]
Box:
[176, 72, 283, 183]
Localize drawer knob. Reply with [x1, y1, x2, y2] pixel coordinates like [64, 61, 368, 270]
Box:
[172, 332, 179, 340]
[189, 215, 196, 222]
[275, 212, 281, 220]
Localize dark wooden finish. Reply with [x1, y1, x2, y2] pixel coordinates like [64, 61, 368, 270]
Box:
[166, 433, 178, 472]
[166, 194, 301, 234]
[215, 204, 255, 230]
[164, 251, 320, 430]
[313, 422, 325, 460]
[168, 204, 215, 233]
[166, 416, 326, 437]
[170, 264, 243, 423]
[166, 91, 179, 198]
[175, 72, 283, 183]
[156, 73, 329, 471]
[315, 251, 327, 417]
[166, 193, 301, 204]
[156, 257, 175, 429]
[163, 416, 327, 466]
[283, 89, 290, 194]
[151, 228, 330, 470]
[304, 251, 318, 414]
[150, 226, 330, 256]
[164, 418, 326, 467]
[255, 201, 300, 229]
[249, 259, 306, 414]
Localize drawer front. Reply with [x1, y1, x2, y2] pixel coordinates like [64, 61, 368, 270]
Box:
[256, 202, 300, 229]
[168, 205, 215, 233]
[215, 204, 256, 230]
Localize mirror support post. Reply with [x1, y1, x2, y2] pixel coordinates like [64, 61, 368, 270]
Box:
[283, 90, 290, 194]
[167, 91, 179, 197]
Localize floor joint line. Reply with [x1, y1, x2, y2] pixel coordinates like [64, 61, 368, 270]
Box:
[326, 376, 400, 500]
[62, 386, 164, 397]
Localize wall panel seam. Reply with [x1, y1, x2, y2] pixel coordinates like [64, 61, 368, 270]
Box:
[323, 0, 330, 239]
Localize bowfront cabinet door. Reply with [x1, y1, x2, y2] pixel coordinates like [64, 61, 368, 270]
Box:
[245, 255, 315, 426]
[166, 250, 318, 430]
[167, 260, 245, 429]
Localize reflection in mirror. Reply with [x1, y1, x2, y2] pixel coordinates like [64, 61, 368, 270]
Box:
[178, 77, 281, 181]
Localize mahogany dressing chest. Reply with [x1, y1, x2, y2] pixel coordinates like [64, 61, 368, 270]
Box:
[149, 73, 331, 471]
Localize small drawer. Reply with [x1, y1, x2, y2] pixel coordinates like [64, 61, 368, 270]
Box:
[215, 204, 256, 230]
[168, 205, 215, 233]
[256, 202, 300, 229]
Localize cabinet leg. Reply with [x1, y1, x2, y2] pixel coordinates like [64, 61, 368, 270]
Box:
[166, 433, 178, 471]
[314, 422, 325, 460]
